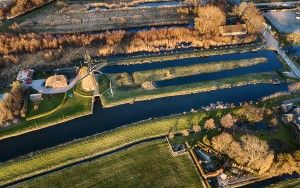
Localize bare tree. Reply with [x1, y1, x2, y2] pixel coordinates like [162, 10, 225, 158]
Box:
[0, 101, 14, 125]
[266, 153, 300, 177]
[235, 3, 265, 34]
[212, 133, 274, 174]
[220, 114, 235, 128]
[192, 124, 201, 132]
[194, 5, 226, 35]
[204, 118, 216, 130]
[211, 132, 233, 152]
[0, 8, 5, 19]
[234, 103, 265, 123]
[240, 135, 273, 172]
[0, 81, 26, 125]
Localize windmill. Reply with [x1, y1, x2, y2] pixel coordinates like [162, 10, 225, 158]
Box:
[84, 50, 92, 72]
[83, 50, 113, 97]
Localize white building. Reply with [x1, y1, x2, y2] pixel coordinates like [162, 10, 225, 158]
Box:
[16, 69, 34, 84]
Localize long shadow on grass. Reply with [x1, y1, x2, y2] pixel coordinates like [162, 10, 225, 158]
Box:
[1, 136, 166, 187]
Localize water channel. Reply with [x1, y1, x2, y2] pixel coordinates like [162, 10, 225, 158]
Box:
[0, 83, 287, 162]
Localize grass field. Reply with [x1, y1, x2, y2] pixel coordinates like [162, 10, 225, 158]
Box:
[13, 3, 188, 33]
[0, 92, 92, 140]
[13, 140, 203, 188]
[1, 94, 299, 186]
[101, 72, 280, 108]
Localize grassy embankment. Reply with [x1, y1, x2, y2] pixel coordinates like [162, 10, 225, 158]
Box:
[132, 57, 267, 84]
[0, 92, 92, 140]
[26, 93, 66, 120]
[266, 178, 300, 188]
[1, 94, 299, 186]
[108, 44, 262, 66]
[13, 140, 204, 187]
[101, 72, 281, 108]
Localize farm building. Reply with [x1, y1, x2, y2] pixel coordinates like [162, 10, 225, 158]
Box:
[16, 69, 34, 84]
[219, 24, 247, 36]
[45, 75, 68, 88]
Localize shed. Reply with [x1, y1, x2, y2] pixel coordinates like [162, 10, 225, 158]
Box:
[281, 103, 294, 113]
[219, 24, 247, 36]
[30, 94, 43, 102]
[17, 69, 34, 84]
[45, 75, 68, 88]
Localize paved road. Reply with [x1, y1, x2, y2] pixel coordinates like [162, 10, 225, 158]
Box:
[30, 63, 107, 95]
[262, 29, 300, 78]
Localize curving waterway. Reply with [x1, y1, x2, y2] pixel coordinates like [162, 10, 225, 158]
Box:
[0, 83, 287, 162]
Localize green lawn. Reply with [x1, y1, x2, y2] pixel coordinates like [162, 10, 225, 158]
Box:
[98, 74, 111, 94]
[0, 92, 92, 140]
[26, 93, 65, 118]
[13, 140, 203, 188]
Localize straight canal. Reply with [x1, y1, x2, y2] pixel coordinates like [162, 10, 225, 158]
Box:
[0, 83, 288, 162]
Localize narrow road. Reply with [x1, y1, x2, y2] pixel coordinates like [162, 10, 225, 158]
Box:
[30, 63, 107, 95]
[262, 29, 300, 78]
[30, 73, 88, 94]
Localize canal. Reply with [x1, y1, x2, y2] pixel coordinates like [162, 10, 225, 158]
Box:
[101, 50, 280, 74]
[0, 83, 287, 162]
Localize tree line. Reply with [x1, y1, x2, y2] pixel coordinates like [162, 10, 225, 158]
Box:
[0, 27, 255, 66]
[0, 81, 26, 126]
[0, 0, 49, 19]
[197, 102, 300, 178]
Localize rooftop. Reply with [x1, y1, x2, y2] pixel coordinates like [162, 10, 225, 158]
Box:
[16, 69, 34, 81]
[219, 24, 247, 36]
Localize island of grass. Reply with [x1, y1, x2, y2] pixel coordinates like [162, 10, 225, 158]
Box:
[12, 140, 204, 187]
[131, 57, 267, 84]
[0, 91, 92, 140]
[100, 72, 284, 108]
[1, 94, 299, 186]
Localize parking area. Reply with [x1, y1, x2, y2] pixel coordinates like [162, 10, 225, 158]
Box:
[264, 10, 300, 33]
